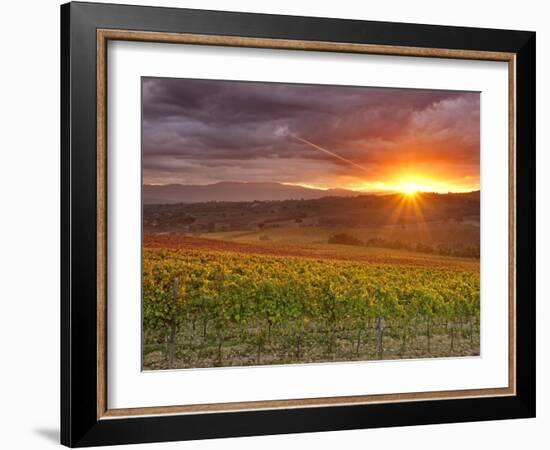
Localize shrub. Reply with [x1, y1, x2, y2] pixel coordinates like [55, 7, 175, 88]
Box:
[328, 233, 363, 246]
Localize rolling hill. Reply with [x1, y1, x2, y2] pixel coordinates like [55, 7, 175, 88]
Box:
[143, 181, 356, 204]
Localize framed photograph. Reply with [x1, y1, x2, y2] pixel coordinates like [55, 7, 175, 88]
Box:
[61, 1, 536, 447]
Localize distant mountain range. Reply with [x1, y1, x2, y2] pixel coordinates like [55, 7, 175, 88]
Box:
[143, 181, 358, 204]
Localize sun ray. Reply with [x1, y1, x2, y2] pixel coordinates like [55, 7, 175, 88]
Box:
[385, 194, 409, 226]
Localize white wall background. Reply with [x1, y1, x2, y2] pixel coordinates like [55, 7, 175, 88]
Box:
[0, 1, 546, 449]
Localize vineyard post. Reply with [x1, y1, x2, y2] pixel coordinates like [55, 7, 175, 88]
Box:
[355, 327, 362, 356]
[167, 277, 179, 369]
[450, 321, 455, 351]
[426, 317, 431, 354]
[376, 317, 385, 359]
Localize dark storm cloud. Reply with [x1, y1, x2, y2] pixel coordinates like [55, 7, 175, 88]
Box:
[142, 77, 479, 188]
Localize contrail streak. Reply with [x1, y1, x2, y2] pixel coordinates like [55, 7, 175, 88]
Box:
[291, 135, 369, 172]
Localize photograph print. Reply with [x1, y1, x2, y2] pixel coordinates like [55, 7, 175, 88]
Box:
[142, 77, 480, 370]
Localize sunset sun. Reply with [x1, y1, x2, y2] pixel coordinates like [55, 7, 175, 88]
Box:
[394, 178, 430, 197]
[401, 182, 421, 197]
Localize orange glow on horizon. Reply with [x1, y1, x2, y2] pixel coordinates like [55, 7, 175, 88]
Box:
[281, 167, 479, 195]
[272, 135, 480, 195]
[349, 173, 479, 195]
[285, 177, 479, 195]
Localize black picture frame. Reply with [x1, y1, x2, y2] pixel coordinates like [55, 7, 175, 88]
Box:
[61, 1, 536, 447]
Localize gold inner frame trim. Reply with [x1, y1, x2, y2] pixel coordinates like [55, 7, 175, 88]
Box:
[96, 28, 517, 420]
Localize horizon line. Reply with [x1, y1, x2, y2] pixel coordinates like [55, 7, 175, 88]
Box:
[143, 180, 480, 196]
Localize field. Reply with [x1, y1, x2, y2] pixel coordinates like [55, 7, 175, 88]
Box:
[143, 229, 480, 370]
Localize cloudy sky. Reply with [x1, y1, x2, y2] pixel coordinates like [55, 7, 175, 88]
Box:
[142, 77, 480, 193]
